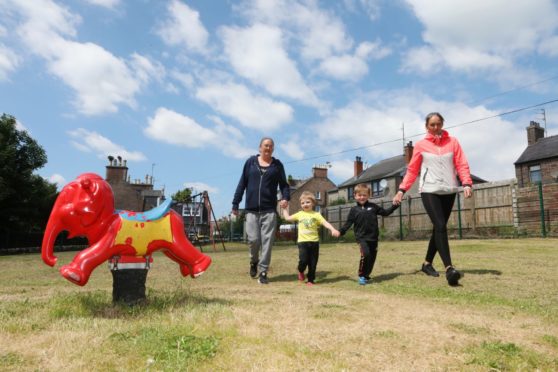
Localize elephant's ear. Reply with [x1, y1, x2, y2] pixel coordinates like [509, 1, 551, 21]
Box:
[77, 177, 106, 227]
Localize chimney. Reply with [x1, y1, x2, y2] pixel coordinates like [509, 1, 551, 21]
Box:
[404, 141, 414, 164]
[527, 121, 545, 145]
[354, 156, 363, 177]
[312, 165, 328, 178]
[105, 155, 128, 183]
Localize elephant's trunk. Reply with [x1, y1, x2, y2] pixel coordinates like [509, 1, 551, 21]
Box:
[42, 218, 63, 267]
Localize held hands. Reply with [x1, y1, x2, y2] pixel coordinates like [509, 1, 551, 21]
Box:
[331, 229, 340, 238]
[392, 191, 403, 206]
[464, 186, 473, 199]
[279, 199, 288, 209]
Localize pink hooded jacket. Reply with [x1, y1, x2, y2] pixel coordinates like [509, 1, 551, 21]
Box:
[399, 130, 472, 194]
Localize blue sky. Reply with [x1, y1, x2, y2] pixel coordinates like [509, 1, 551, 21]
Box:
[1, 0, 558, 218]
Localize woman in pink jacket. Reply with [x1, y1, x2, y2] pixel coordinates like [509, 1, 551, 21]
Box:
[393, 112, 473, 286]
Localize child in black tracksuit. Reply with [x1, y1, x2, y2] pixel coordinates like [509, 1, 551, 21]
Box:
[339, 183, 399, 285]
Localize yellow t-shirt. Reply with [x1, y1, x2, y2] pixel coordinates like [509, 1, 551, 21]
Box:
[291, 210, 326, 242]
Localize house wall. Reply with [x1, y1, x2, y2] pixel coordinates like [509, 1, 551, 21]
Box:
[515, 157, 558, 187]
[325, 179, 558, 238]
[288, 177, 337, 214]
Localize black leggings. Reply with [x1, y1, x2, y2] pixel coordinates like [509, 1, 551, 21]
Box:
[298, 242, 320, 283]
[421, 193, 456, 268]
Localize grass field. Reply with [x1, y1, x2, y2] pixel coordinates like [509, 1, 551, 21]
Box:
[1, 238, 557, 371]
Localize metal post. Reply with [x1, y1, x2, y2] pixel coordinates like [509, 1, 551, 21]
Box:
[457, 192, 463, 239]
[538, 182, 546, 238]
[399, 202, 403, 241]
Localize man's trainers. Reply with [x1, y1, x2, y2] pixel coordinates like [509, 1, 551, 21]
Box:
[258, 271, 269, 284]
[446, 267, 462, 286]
[421, 263, 440, 277]
[297, 272, 305, 281]
[250, 263, 258, 278]
[358, 276, 367, 285]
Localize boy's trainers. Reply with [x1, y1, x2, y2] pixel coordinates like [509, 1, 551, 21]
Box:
[446, 267, 462, 286]
[306, 281, 314, 287]
[421, 263, 440, 277]
[297, 272, 305, 281]
[250, 263, 258, 278]
[358, 276, 367, 285]
[258, 271, 269, 284]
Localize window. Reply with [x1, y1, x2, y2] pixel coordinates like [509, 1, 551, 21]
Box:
[182, 205, 191, 216]
[315, 205, 321, 213]
[371, 181, 382, 197]
[529, 165, 542, 183]
[182, 203, 202, 217]
[348, 187, 354, 201]
[315, 191, 321, 200]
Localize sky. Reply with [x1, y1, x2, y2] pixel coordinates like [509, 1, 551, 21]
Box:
[1, 0, 558, 219]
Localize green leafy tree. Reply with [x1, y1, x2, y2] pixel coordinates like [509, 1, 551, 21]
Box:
[171, 187, 193, 203]
[0, 114, 57, 235]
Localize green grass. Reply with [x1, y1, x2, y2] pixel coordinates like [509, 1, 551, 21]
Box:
[1, 238, 557, 370]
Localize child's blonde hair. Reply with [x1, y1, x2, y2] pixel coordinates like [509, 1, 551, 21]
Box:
[354, 183, 371, 197]
[299, 191, 316, 206]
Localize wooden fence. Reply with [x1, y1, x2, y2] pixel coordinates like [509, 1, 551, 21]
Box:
[325, 179, 558, 239]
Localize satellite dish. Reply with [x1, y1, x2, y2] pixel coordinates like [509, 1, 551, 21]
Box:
[379, 179, 388, 189]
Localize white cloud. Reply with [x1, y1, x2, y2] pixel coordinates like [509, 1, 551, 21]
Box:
[48, 40, 141, 115]
[182, 182, 219, 195]
[84, 0, 121, 9]
[68, 128, 146, 161]
[238, 0, 352, 61]
[314, 90, 525, 182]
[220, 23, 320, 106]
[0, 44, 20, 80]
[279, 137, 304, 160]
[195, 82, 293, 131]
[130, 53, 166, 85]
[8, 0, 153, 115]
[48, 173, 66, 188]
[329, 158, 357, 181]
[145, 107, 218, 147]
[538, 35, 558, 57]
[319, 55, 368, 82]
[145, 108, 252, 159]
[402, 0, 558, 76]
[156, 0, 208, 53]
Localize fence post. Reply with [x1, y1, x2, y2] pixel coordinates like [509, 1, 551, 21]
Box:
[538, 182, 546, 238]
[456, 192, 463, 239]
[399, 201, 403, 240]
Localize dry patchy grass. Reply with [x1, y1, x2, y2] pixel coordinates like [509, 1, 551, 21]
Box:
[1, 238, 557, 371]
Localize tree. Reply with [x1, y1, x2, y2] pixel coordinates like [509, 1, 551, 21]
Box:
[171, 187, 192, 203]
[0, 114, 58, 236]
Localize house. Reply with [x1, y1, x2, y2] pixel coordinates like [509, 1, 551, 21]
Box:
[170, 193, 212, 243]
[514, 121, 558, 187]
[105, 156, 164, 211]
[329, 142, 486, 204]
[283, 165, 337, 214]
[328, 143, 414, 204]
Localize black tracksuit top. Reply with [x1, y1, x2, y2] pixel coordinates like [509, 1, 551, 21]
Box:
[339, 201, 399, 242]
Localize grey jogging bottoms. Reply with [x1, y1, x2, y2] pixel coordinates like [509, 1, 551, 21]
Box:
[245, 211, 277, 273]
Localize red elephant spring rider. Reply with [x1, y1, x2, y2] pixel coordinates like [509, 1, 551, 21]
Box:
[41, 173, 212, 287]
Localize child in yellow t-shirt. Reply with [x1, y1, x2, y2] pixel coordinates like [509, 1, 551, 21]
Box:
[281, 191, 339, 286]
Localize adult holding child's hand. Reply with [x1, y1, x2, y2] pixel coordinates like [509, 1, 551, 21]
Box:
[393, 112, 473, 286]
[232, 137, 290, 285]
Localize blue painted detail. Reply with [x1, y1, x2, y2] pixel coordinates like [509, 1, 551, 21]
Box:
[117, 199, 172, 221]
